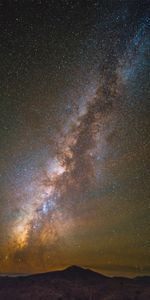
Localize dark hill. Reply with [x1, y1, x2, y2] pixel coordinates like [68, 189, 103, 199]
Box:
[0, 266, 149, 300]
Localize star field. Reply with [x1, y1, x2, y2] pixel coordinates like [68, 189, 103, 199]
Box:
[0, 0, 150, 277]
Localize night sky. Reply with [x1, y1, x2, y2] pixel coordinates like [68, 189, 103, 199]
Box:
[0, 0, 150, 277]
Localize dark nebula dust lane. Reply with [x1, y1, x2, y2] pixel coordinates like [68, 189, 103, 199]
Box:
[0, 1, 150, 277]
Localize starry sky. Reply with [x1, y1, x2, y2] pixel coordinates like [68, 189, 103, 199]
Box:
[0, 0, 150, 277]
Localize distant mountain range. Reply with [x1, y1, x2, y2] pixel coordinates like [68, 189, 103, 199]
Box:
[0, 266, 149, 299]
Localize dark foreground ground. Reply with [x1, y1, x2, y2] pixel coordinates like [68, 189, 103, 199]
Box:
[0, 266, 149, 300]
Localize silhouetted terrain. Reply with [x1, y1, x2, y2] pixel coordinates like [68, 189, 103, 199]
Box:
[0, 266, 149, 300]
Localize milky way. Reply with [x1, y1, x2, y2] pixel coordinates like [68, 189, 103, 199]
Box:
[0, 1, 150, 276]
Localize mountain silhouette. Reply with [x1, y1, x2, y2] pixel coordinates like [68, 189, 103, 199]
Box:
[0, 266, 149, 300]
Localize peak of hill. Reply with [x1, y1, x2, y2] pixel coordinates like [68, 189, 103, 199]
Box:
[65, 265, 85, 272]
[59, 265, 107, 281]
[25, 265, 107, 282]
